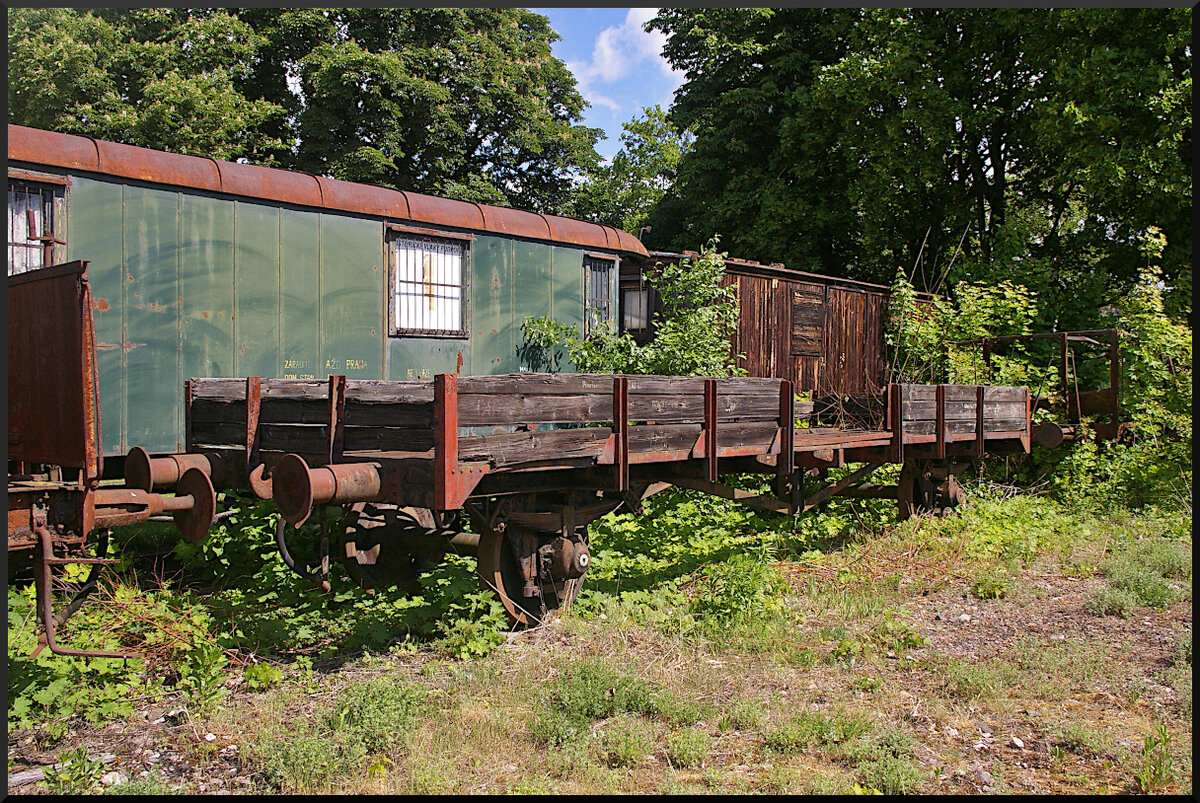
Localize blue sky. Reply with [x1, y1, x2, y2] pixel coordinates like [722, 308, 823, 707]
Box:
[534, 8, 685, 162]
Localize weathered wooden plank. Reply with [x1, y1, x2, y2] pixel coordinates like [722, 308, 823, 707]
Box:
[342, 401, 435, 428]
[342, 426, 435, 453]
[190, 420, 333, 452]
[902, 385, 1025, 402]
[258, 423, 329, 454]
[716, 420, 780, 450]
[189, 398, 244, 426]
[625, 376, 782, 395]
[458, 427, 611, 466]
[901, 400, 1027, 421]
[191, 378, 329, 400]
[629, 392, 783, 423]
[191, 377, 434, 403]
[458, 373, 613, 396]
[905, 419, 1027, 436]
[259, 399, 333, 425]
[344, 380, 433, 403]
[458, 392, 613, 427]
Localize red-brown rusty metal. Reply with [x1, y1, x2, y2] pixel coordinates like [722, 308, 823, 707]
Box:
[92, 468, 215, 541]
[272, 454, 385, 526]
[32, 524, 139, 660]
[704, 379, 718, 483]
[888, 384, 904, 463]
[935, 384, 947, 459]
[7, 125, 648, 257]
[613, 376, 629, 491]
[245, 376, 262, 470]
[7, 261, 102, 483]
[123, 446, 244, 492]
[776, 379, 794, 501]
[434, 373, 459, 510]
[328, 374, 347, 463]
[975, 386, 986, 458]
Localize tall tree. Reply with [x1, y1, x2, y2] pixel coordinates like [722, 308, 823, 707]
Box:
[8, 8, 602, 214]
[569, 105, 691, 237]
[7, 7, 286, 162]
[647, 8, 1192, 320]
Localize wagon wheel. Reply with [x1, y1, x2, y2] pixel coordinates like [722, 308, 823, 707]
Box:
[476, 527, 587, 628]
[340, 503, 446, 594]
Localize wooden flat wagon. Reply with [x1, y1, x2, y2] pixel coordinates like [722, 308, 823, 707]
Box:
[127, 369, 1031, 626]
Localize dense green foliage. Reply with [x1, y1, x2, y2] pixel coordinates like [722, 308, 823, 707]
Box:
[644, 8, 1191, 318]
[7, 8, 286, 161]
[568, 105, 692, 236]
[521, 240, 742, 376]
[7, 7, 602, 212]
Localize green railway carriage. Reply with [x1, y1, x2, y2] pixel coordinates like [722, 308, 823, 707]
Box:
[7, 124, 647, 459]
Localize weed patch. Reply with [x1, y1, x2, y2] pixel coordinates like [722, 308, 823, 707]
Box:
[328, 676, 425, 754]
[764, 709, 872, 753]
[1088, 536, 1191, 616]
[667, 727, 711, 767]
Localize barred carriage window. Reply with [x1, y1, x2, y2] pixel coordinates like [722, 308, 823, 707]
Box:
[8, 178, 66, 276]
[389, 234, 467, 337]
[584, 254, 615, 337]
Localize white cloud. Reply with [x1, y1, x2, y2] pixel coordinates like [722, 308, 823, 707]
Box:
[572, 8, 684, 113]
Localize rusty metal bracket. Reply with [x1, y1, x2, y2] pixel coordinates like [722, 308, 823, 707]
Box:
[432, 374, 491, 510]
[327, 374, 347, 464]
[703, 378, 718, 483]
[935, 384, 947, 460]
[975, 385, 986, 458]
[612, 376, 629, 492]
[888, 383, 904, 463]
[245, 376, 262, 471]
[31, 524, 138, 660]
[776, 380, 794, 502]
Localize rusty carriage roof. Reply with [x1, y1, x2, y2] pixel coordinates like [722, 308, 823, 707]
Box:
[7, 124, 648, 257]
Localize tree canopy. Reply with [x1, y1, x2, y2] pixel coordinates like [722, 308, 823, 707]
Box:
[7, 7, 602, 213]
[645, 8, 1192, 321]
[567, 105, 691, 239]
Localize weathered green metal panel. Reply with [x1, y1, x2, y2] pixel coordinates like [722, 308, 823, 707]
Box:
[64, 176, 125, 455]
[551, 246, 585, 330]
[59, 171, 609, 456]
[387, 336, 469, 380]
[319, 213, 384, 379]
[279, 207, 321, 378]
[121, 185, 181, 452]
[180, 192, 235, 389]
[233, 201, 281, 378]
[511, 239, 554, 349]
[469, 234, 513, 374]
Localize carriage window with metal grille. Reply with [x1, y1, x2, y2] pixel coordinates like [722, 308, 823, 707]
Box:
[389, 235, 466, 337]
[584, 255, 615, 337]
[8, 179, 66, 276]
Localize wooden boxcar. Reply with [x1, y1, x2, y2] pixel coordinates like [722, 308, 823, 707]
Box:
[620, 251, 935, 398]
[7, 124, 647, 461]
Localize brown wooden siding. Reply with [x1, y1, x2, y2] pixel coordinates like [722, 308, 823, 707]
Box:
[624, 253, 913, 398]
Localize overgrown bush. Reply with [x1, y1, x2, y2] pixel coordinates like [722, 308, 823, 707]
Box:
[520, 237, 742, 377]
